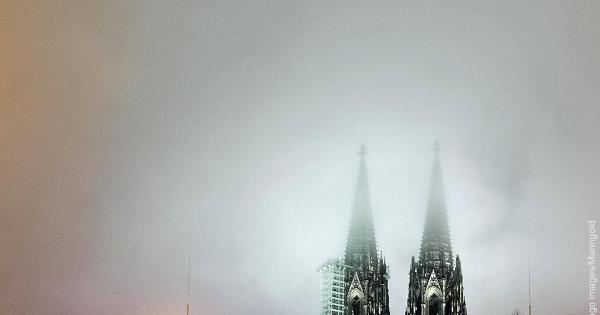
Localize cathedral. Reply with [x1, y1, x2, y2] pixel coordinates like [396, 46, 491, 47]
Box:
[322, 143, 467, 315]
[343, 145, 390, 315]
[404, 142, 467, 315]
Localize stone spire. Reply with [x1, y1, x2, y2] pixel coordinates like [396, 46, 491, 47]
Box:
[454, 255, 463, 281]
[345, 144, 378, 267]
[406, 142, 467, 315]
[419, 140, 453, 275]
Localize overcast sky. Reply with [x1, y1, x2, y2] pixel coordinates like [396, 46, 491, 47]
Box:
[2, 1, 599, 314]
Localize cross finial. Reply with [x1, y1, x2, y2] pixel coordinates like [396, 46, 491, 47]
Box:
[359, 143, 367, 158]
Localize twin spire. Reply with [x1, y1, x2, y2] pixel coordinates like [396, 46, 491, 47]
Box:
[419, 140, 454, 275]
[345, 144, 378, 265]
[340, 141, 465, 315]
[344, 141, 454, 273]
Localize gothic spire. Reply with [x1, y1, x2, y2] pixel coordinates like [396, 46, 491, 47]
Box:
[454, 255, 463, 281]
[345, 144, 378, 266]
[419, 140, 453, 274]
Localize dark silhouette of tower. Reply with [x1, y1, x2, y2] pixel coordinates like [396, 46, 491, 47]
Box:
[344, 145, 390, 315]
[405, 142, 467, 315]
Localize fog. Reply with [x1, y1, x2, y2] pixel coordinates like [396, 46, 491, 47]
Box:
[1, 1, 599, 314]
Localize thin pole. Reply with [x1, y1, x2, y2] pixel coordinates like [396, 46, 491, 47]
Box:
[528, 256, 531, 315]
[187, 256, 191, 315]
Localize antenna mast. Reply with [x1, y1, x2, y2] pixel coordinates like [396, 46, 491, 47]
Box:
[187, 256, 191, 315]
[528, 256, 531, 315]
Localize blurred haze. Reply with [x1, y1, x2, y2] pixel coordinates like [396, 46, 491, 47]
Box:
[1, 1, 599, 314]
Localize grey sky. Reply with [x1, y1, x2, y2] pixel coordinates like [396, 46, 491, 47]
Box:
[1, 1, 599, 314]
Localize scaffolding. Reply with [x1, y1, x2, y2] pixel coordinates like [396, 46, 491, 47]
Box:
[318, 258, 347, 315]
